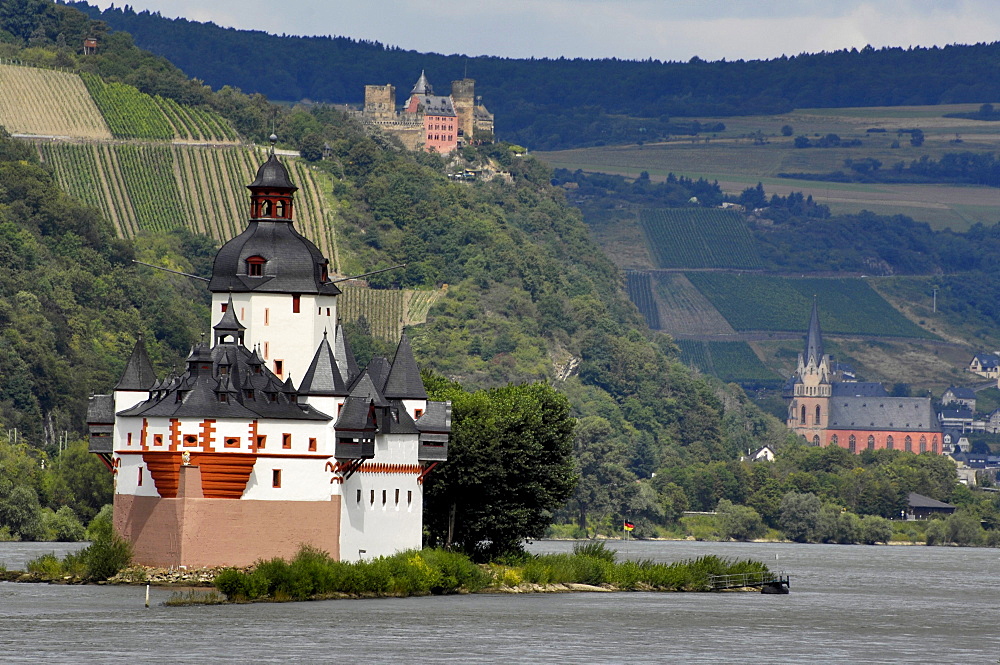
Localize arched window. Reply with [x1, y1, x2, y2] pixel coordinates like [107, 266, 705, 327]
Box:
[905, 436, 912, 452]
[849, 435, 856, 453]
[919, 436, 927, 453]
[262, 200, 273, 217]
[815, 405, 821, 425]
[886, 435, 894, 450]
[246, 255, 266, 277]
[867, 435, 875, 450]
[932, 436, 939, 455]
[831, 434, 838, 446]
[812, 435, 820, 447]
[275, 201, 286, 218]
[801, 405, 806, 424]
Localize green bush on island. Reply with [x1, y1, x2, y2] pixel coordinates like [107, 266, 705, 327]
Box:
[212, 542, 771, 602]
[23, 507, 133, 581]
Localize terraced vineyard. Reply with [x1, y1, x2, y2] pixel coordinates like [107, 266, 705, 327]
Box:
[639, 208, 762, 269]
[0, 62, 111, 139]
[686, 273, 934, 339]
[80, 73, 237, 142]
[676, 340, 783, 386]
[36, 143, 335, 259]
[650, 272, 735, 336]
[404, 288, 447, 326]
[338, 285, 406, 342]
[624, 270, 661, 328]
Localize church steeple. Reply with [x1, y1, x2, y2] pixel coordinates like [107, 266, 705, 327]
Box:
[805, 298, 823, 367]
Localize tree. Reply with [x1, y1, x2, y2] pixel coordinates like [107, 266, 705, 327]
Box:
[910, 129, 925, 147]
[716, 499, 766, 541]
[781, 124, 794, 137]
[778, 491, 821, 542]
[858, 515, 893, 544]
[423, 380, 578, 560]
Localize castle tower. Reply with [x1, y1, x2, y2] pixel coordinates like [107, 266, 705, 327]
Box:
[451, 78, 476, 143]
[207, 147, 339, 381]
[788, 300, 832, 439]
[364, 84, 396, 122]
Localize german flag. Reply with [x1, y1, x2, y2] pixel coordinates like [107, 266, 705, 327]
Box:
[624, 521, 635, 531]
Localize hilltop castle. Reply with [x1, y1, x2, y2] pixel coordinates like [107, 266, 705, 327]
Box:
[360, 71, 494, 153]
[87, 149, 450, 567]
[786, 302, 941, 454]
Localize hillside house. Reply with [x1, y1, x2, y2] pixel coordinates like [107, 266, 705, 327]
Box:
[906, 493, 956, 520]
[938, 408, 977, 431]
[942, 386, 976, 412]
[969, 353, 1000, 379]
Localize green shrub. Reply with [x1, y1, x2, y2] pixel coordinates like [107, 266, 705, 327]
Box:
[26, 553, 63, 577]
[81, 533, 133, 581]
[572, 541, 617, 562]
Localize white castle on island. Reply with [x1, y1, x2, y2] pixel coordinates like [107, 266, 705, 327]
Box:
[87, 148, 449, 568]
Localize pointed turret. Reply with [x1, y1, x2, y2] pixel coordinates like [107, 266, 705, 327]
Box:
[410, 70, 433, 96]
[115, 335, 157, 391]
[384, 334, 428, 400]
[334, 323, 359, 386]
[299, 331, 349, 396]
[804, 298, 823, 367]
[214, 296, 246, 345]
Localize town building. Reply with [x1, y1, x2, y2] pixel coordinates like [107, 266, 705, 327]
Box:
[968, 352, 1000, 379]
[87, 149, 450, 568]
[785, 302, 942, 453]
[941, 386, 977, 412]
[360, 71, 494, 153]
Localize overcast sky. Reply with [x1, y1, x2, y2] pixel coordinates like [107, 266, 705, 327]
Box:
[89, 1, 1000, 62]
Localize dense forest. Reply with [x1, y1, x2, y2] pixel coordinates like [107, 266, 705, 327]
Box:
[66, 2, 1000, 149]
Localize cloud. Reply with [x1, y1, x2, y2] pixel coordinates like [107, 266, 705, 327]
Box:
[87, 0, 1000, 62]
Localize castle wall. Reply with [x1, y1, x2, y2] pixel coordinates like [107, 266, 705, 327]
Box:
[115, 487, 342, 567]
[451, 78, 475, 142]
[364, 84, 396, 122]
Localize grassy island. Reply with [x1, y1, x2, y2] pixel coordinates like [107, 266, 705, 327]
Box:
[185, 542, 771, 605]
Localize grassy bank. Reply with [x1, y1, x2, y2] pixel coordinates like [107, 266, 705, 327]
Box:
[206, 543, 770, 604]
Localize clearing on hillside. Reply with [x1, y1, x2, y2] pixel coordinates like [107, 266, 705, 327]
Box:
[676, 340, 783, 386]
[0, 62, 111, 139]
[639, 208, 762, 269]
[686, 273, 935, 339]
[649, 272, 736, 337]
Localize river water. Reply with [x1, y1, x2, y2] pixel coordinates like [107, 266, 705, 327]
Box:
[0, 540, 997, 664]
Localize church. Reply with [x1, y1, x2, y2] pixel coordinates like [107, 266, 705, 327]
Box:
[87, 148, 450, 568]
[785, 302, 941, 454]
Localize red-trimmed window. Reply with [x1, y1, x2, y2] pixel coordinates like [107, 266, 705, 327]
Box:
[225, 437, 240, 448]
[138, 468, 143, 486]
[183, 435, 198, 447]
[246, 255, 266, 277]
[221, 302, 228, 312]
[153, 434, 163, 446]
[256, 434, 266, 449]
[272, 469, 281, 488]
[282, 433, 291, 449]
[308, 437, 317, 452]
[292, 294, 301, 313]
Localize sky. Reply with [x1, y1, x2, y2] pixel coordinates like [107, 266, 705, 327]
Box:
[87, 1, 1000, 62]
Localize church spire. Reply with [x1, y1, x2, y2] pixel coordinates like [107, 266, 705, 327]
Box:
[805, 298, 823, 366]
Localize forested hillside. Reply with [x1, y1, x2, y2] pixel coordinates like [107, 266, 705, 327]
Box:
[69, 1, 1000, 149]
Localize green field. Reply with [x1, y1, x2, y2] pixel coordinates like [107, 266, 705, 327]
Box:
[624, 270, 660, 328]
[538, 103, 1000, 231]
[639, 208, 762, 269]
[686, 273, 934, 339]
[676, 340, 783, 385]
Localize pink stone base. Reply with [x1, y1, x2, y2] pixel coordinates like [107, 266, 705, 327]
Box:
[114, 493, 342, 568]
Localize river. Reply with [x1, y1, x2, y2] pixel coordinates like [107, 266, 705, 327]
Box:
[0, 540, 996, 663]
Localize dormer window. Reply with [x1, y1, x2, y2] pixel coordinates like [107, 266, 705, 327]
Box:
[246, 255, 266, 277]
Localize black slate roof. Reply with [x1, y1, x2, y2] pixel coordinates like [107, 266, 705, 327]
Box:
[208, 219, 340, 296]
[944, 386, 977, 400]
[973, 353, 999, 368]
[410, 70, 433, 96]
[359, 357, 392, 394]
[827, 397, 939, 432]
[416, 400, 451, 433]
[118, 341, 330, 421]
[383, 335, 428, 400]
[804, 299, 823, 366]
[115, 336, 157, 391]
[422, 95, 456, 117]
[382, 400, 419, 435]
[907, 492, 956, 510]
[87, 394, 115, 424]
[334, 324, 359, 385]
[335, 396, 377, 431]
[299, 332, 349, 396]
[831, 382, 887, 397]
[248, 153, 297, 191]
